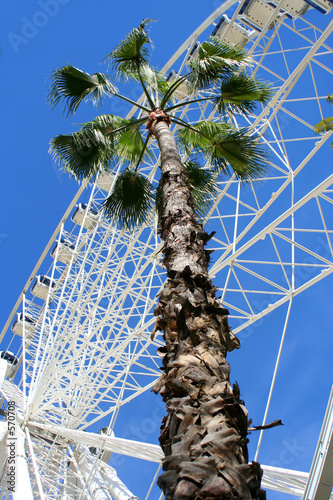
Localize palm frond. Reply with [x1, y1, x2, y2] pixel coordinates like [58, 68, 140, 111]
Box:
[103, 19, 155, 77]
[178, 120, 229, 155]
[115, 120, 152, 163]
[184, 160, 218, 216]
[122, 64, 173, 108]
[102, 169, 154, 228]
[49, 126, 115, 180]
[140, 66, 175, 106]
[178, 121, 268, 180]
[314, 117, 333, 135]
[157, 76, 176, 106]
[210, 128, 268, 180]
[47, 65, 117, 116]
[89, 114, 129, 134]
[314, 95, 333, 148]
[214, 72, 272, 116]
[89, 114, 147, 136]
[160, 74, 188, 109]
[188, 39, 249, 92]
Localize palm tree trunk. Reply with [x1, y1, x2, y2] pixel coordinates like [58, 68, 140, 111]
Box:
[151, 118, 265, 499]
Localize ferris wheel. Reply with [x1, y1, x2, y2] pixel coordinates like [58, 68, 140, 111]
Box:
[1, 1, 333, 499]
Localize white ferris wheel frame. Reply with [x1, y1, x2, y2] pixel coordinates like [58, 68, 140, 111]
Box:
[0, 0, 333, 498]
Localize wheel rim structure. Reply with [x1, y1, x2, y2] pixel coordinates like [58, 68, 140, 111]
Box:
[1, 1, 333, 499]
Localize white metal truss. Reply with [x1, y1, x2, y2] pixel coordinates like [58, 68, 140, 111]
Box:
[1, 1, 333, 498]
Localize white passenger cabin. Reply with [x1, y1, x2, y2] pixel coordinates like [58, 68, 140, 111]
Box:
[239, 0, 283, 31]
[212, 15, 254, 46]
[31, 275, 56, 301]
[239, 0, 331, 32]
[269, 0, 309, 16]
[72, 203, 99, 230]
[96, 170, 114, 193]
[11, 313, 35, 339]
[185, 41, 199, 65]
[0, 351, 18, 378]
[51, 238, 76, 265]
[304, 0, 333, 14]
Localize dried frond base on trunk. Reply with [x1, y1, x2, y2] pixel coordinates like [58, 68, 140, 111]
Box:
[152, 119, 265, 499]
[153, 271, 264, 499]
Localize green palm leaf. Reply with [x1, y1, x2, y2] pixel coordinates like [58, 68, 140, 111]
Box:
[184, 160, 218, 216]
[50, 126, 114, 180]
[314, 117, 333, 135]
[188, 39, 249, 92]
[157, 76, 176, 106]
[214, 72, 272, 116]
[178, 121, 268, 180]
[103, 19, 155, 77]
[88, 114, 129, 134]
[115, 120, 152, 164]
[212, 129, 268, 179]
[102, 169, 154, 228]
[314, 94, 333, 148]
[138, 66, 176, 106]
[125, 64, 155, 88]
[122, 64, 175, 108]
[160, 74, 188, 109]
[314, 116, 333, 149]
[178, 120, 226, 154]
[49, 114, 150, 181]
[48, 65, 117, 116]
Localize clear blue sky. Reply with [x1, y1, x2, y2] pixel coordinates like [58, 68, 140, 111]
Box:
[1, 1, 333, 499]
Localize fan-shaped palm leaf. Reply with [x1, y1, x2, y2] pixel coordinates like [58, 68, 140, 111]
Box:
[102, 169, 154, 227]
[184, 160, 218, 216]
[188, 39, 249, 91]
[314, 117, 333, 135]
[178, 121, 268, 180]
[90, 114, 148, 139]
[115, 121, 152, 164]
[160, 74, 189, 109]
[48, 65, 117, 116]
[88, 114, 129, 134]
[125, 64, 155, 88]
[157, 75, 176, 106]
[214, 72, 272, 116]
[314, 116, 333, 149]
[123, 64, 175, 108]
[178, 120, 227, 154]
[50, 126, 115, 180]
[211, 129, 268, 179]
[314, 94, 333, 148]
[103, 19, 155, 77]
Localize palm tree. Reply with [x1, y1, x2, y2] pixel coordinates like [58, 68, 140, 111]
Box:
[314, 94, 333, 148]
[48, 19, 271, 499]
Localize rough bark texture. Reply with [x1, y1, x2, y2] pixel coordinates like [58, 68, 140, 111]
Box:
[151, 118, 265, 499]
